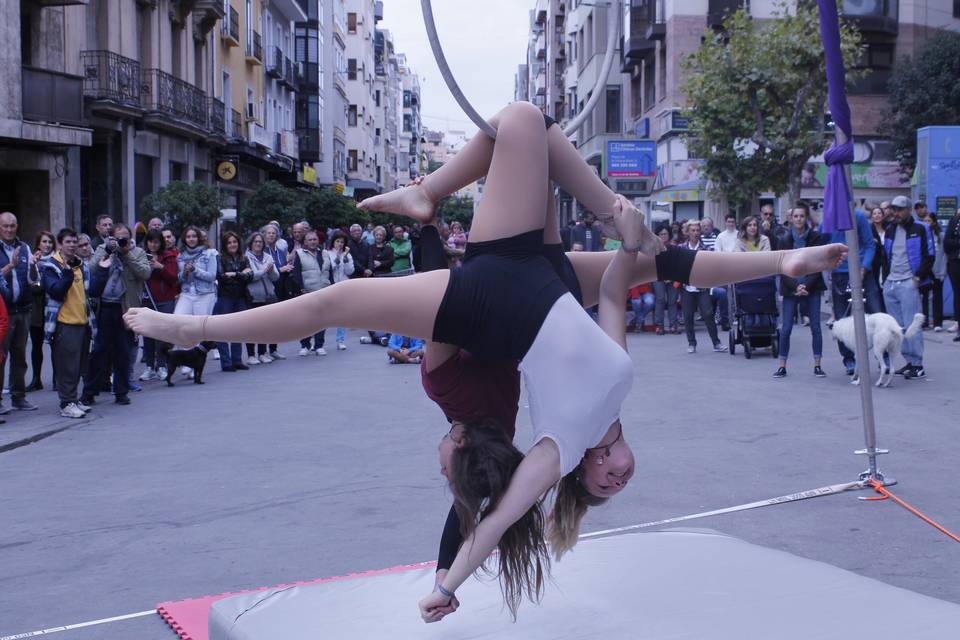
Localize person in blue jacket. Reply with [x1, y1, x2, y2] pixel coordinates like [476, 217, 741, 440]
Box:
[819, 206, 877, 375]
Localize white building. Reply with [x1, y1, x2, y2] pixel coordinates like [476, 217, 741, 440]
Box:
[343, 0, 381, 198]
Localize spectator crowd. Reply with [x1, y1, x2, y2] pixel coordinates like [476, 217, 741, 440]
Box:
[0, 197, 955, 422]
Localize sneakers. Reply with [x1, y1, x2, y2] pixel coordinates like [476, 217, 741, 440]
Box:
[337, 342, 347, 351]
[655, 326, 665, 335]
[115, 395, 131, 405]
[212, 350, 220, 360]
[814, 366, 826, 378]
[259, 354, 274, 364]
[904, 365, 926, 380]
[0, 405, 10, 416]
[894, 364, 912, 376]
[844, 362, 856, 376]
[128, 381, 142, 392]
[801, 316, 810, 327]
[359, 336, 373, 344]
[299, 347, 312, 357]
[315, 347, 327, 356]
[13, 399, 37, 411]
[269, 351, 286, 360]
[772, 367, 787, 378]
[246, 356, 261, 366]
[157, 367, 168, 380]
[712, 344, 727, 353]
[954, 334, 960, 342]
[76, 401, 92, 413]
[139, 367, 157, 382]
[378, 336, 389, 347]
[934, 326, 943, 333]
[60, 403, 86, 419]
[234, 363, 250, 371]
[687, 345, 696, 354]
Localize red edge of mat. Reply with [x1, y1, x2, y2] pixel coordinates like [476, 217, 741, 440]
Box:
[155, 560, 437, 640]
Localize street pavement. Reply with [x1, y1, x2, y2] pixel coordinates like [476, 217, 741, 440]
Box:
[1, 324, 958, 639]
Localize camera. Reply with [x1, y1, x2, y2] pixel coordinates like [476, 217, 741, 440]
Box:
[117, 237, 129, 248]
[104, 242, 116, 255]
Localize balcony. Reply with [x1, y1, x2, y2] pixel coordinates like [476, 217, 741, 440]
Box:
[207, 97, 226, 136]
[282, 57, 296, 89]
[268, 47, 284, 78]
[622, 35, 656, 72]
[230, 108, 243, 140]
[246, 31, 263, 64]
[221, 7, 240, 46]
[80, 50, 142, 116]
[141, 68, 208, 136]
[297, 127, 321, 162]
[22, 66, 85, 127]
[298, 62, 319, 91]
[28, 0, 88, 6]
[842, 0, 898, 35]
[645, 0, 666, 40]
[193, 0, 225, 34]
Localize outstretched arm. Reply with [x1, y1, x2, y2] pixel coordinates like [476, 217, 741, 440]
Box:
[421, 439, 560, 622]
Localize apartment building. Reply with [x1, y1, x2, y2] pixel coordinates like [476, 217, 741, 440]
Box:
[343, 0, 380, 199]
[374, 28, 401, 192]
[311, 0, 347, 189]
[397, 53, 424, 187]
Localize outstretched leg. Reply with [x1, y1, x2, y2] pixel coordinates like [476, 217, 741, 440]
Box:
[125, 271, 450, 348]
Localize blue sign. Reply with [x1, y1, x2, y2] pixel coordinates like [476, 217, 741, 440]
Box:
[607, 140, 656, 178]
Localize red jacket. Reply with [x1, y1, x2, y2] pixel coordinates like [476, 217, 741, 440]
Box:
[0, 294, 8, 364]
[146, 248, 180, 304]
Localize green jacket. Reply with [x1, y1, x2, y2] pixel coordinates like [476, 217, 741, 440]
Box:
[389, 238, 412, 272]
[91, 244, 152, 312]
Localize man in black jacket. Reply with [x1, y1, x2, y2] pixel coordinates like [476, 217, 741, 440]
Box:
[0, 212, 37, 413]
[943, 208, 960, 342]
[347, 224, 370, 278]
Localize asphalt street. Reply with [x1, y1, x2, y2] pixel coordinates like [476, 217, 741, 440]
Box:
[1, 323, 958, 639]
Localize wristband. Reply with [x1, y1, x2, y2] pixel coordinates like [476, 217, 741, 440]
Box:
[435, 583, 455, 599]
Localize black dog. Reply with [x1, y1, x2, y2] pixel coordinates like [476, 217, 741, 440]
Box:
[165, 342, 217, 387]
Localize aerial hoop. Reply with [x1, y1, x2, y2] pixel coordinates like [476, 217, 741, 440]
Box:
[420, 0, 622, 139]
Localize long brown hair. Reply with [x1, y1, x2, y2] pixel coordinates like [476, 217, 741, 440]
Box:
[448, 418, 550, 620]
[546, 469, 607, 560]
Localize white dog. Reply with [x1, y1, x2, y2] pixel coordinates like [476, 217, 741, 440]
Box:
[830, 312, 925, 387]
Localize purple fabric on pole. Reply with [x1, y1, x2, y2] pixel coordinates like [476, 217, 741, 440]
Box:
[817, 0, 853, 232]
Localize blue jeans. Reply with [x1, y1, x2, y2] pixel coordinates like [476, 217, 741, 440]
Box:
[630, 293, 655, 327]
[883, 278, 924, 366]
[831, 271, 882, 367]
[143, 300, 176, 368]
[779, 294, 822, 361]
[711, 286, 728, 325]
[336, 327, 347, 344]
[214, 295, 247, 367]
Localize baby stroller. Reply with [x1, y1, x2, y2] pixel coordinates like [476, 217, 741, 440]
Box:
[728, 277, 779, 359]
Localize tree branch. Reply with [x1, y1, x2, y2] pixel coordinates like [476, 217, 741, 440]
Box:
[785, 69, 819, 137]
[748, 85, 784, 153]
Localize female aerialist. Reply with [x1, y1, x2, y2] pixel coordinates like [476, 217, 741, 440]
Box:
[125, 101, 846, 622]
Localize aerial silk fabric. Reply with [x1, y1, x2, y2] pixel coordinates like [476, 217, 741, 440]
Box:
[818, 0, 854, 233]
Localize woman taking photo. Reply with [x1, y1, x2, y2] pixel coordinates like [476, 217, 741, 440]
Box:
[293, 229, 332, 356]
[214, 231, 252, 371]
[139, 229, 179, 381]
[773, 203, 826, 378]
[27, 231, 56, 391]
[737, 215, 771, 252]
[244, 231, 279, 364]
[324, 231, 354, 350]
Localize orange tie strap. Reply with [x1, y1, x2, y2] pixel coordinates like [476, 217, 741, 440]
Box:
[866, 478, 960, 544]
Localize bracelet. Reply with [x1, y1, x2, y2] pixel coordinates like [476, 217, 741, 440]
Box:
[435, 583, 455, 599]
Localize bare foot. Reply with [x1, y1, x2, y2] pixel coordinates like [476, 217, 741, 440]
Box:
[599, 197, 663, 256]
[357, 181, 436, 224]
[781, 243, 849, 278]
[124, 307, 204, 348]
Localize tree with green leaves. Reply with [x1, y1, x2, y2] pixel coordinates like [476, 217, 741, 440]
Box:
[239, 181, 303, 234]
[302, 188, 365, 233]
[140, 181, 222, 236]
[884, 29, 960, 177]
[438, 196, 475, 229]
[682, 4, 861, 213]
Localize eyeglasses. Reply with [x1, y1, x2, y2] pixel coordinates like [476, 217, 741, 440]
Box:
[78, 243, 90, 248]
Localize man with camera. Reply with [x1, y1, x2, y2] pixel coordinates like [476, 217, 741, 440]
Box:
[81, 224, 151, 406]
[0, 211, 38, 413]
[39, 229, 109, 418]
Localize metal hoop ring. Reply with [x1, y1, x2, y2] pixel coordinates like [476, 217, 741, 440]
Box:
[420, 0, 622, 139]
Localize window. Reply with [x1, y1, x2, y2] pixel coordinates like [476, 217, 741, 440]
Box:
[658, 44, 667, 103]
[850, 42, 895, 95]
[347, 12, 357, 34]
[605, 86, 621, 134]
[347, 58, 357, 80]
[348, 104, 357, 126]
[348, 149, 358, 171]
[375, 89, 380, 107]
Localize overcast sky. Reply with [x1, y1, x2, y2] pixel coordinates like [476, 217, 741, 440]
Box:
[378, 0, 531, 137]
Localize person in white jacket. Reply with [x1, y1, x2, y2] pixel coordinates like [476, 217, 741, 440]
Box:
[324, 231, 355, 350]
[244, 231, 281, 364]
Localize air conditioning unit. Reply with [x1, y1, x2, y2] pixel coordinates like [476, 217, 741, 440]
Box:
[245, 102, 258, 121]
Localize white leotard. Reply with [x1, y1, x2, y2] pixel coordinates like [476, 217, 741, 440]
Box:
[519, 293, 635, 477]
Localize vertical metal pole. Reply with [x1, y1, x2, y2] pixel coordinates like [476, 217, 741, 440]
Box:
[835, 129, 889, 484]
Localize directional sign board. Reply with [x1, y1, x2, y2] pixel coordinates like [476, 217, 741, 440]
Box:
[607, 140, 656, 178]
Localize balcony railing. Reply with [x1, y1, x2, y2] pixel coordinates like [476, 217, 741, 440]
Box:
[230, 108, 243, 140]
[221, 6, 240, 45]
[283, 57, 295, 88]
[208, 97, 225, 135]
[141, 68, 208, 129]
[21, 66, 85, 126]
[268, 46, 284, 78]
[80, 50, 141, 107]
[246, 31, 263, 64]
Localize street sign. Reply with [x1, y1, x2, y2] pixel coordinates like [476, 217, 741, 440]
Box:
[607, 140, 656, 178]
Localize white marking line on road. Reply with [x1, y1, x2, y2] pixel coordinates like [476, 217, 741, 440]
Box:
[0, 610, 155, 640]
[3, 481, 862, 640]
[580, 480, 863, 540]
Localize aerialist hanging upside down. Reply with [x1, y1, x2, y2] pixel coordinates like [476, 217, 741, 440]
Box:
[124, 101, 847, 623]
